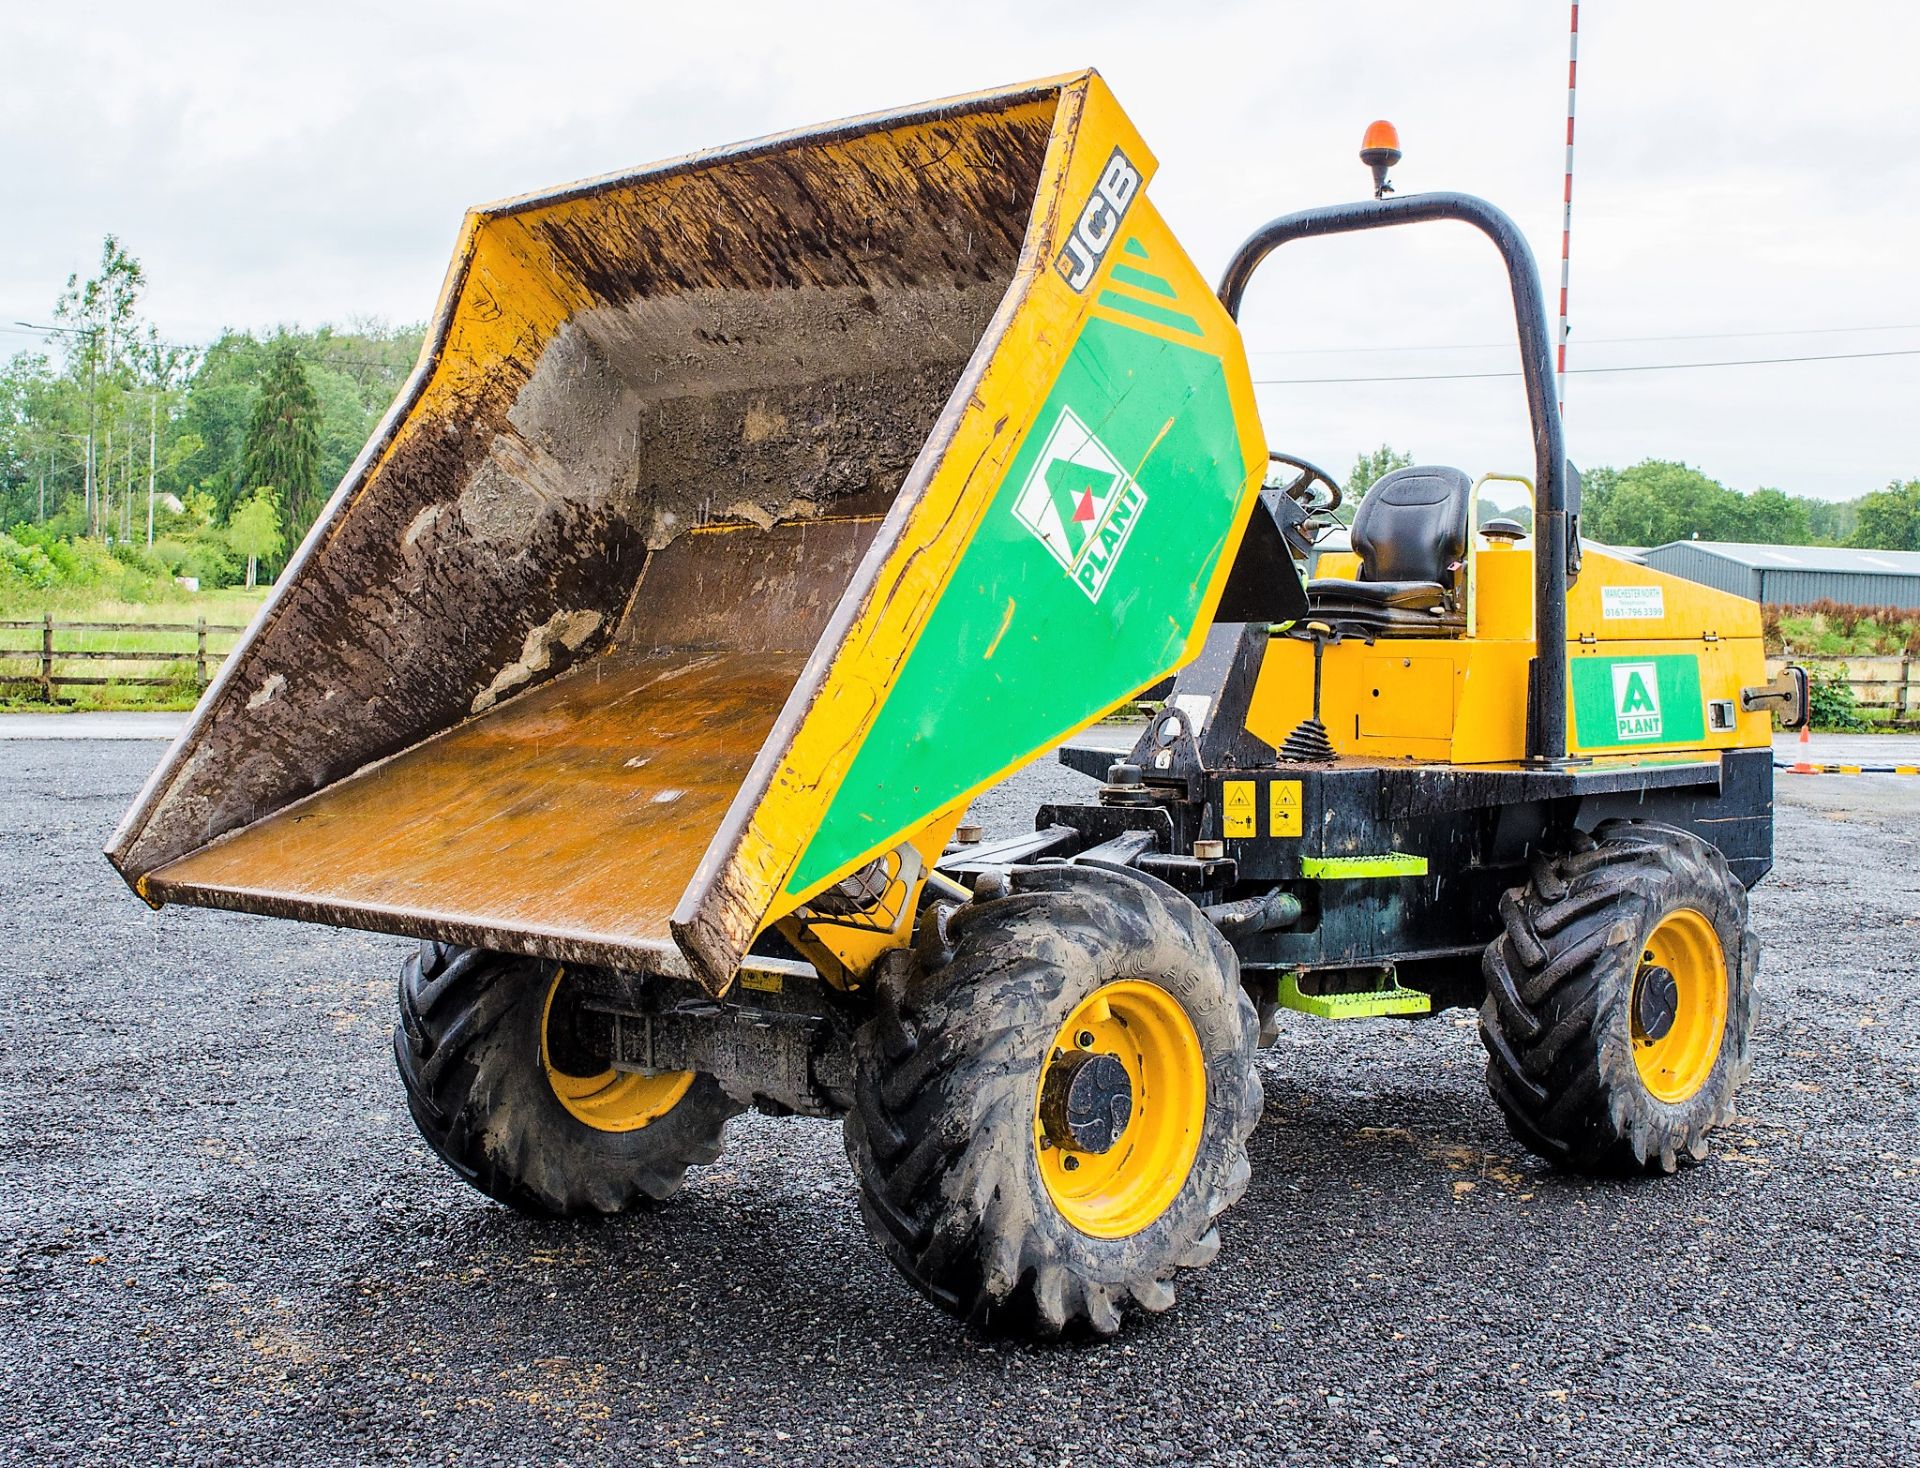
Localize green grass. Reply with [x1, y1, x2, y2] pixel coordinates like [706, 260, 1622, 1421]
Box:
[0, 586, 271, 712]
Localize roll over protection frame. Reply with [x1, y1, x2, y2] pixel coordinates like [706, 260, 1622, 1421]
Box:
[1215, 192, 1576, 762]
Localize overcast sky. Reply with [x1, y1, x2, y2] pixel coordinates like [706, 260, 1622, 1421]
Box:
[5, 1, 1915, 500]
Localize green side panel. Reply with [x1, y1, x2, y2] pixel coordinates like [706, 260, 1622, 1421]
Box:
[1570, 654, 1707, 748]
[787, 313, 1246, 893]
[1300, 853, 1428, 879]
[1276, 972, 1431, 1020]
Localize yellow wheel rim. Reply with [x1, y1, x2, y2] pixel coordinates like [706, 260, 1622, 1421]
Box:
[1631, 908, 1728, 1104]
[1033, 980, 1207, 1239]
[541, 971, 693, 1132]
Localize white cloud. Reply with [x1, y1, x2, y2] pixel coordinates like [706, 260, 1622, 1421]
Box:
[4, 0, 1915, 498]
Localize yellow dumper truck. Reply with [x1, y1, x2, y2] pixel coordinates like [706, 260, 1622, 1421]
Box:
[109, 72, 1799, 1336]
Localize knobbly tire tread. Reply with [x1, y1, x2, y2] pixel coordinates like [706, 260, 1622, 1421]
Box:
[393, 942, 741, 1217]
[844, 865, 1262, 1338]
[1478, 821, 1758, 1175]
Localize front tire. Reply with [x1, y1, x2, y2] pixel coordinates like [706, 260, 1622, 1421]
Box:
[394, 942, 743, 1216]
[845, 866, 1261, 1336]
[1478, 821, 1758, 1174]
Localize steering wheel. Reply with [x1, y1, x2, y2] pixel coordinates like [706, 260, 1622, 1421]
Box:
[1265, 451, 1343, 514]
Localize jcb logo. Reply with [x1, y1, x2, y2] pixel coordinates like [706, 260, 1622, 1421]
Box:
[1611, 662, 1664, 741]
[1054, 149, 1141, 291]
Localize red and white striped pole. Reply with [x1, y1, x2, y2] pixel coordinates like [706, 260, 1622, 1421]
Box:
[1558, 1, 1579, 421]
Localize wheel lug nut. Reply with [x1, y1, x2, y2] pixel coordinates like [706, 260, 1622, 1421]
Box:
[1076, 1030, 1095, 1048]
[1062, 1155, 1080, 1171]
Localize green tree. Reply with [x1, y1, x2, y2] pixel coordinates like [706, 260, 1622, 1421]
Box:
[1801, 495, 1857, 545]
[1572, 463, 1616, 544]
[54, 236, 150, 538]
[1582, 460, 1746, 547]
[1345, 443, 1414, 502]
[1851, 479, 1920, 551]
[0, 352, 75, 525]
[241, 340, 322, 539]
[0, 235, 422, 569]
[225, 486, 286, 587]
[1480, 497, 1533, 533]
[1735, 488, 1810, 545]
[55, 235, 145, 377]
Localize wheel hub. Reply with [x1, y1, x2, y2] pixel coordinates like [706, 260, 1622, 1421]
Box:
[1629, 908, 1730, 1104]
[542, 970, 693, 1131]
[1039, 1050, 1134, 1154]
[1032, 979, 1206, 1239]
[1633, 963, 1680, 1043]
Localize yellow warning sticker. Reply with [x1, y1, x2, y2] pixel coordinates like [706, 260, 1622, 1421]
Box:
[1223, 780, 1257, 838]
[1271, 780, 1302, 838]
[737, 970, 784, 994]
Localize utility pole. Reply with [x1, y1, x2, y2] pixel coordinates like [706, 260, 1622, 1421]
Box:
[84, 356, 97, 536]
[1557, 1, 1580, 422]
[87, 338, 100, 537]
[147, 392, 158, 547]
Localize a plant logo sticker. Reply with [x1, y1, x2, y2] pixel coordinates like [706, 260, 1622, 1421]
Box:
[1011, 407, 1148, 603]
[1611, 661, 1663, 741]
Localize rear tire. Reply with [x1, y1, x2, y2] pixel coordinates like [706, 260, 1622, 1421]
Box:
[394, 942, 742, 1216]
[1478, 821, 1758, 1174]
[845, 866, 1261, 1337]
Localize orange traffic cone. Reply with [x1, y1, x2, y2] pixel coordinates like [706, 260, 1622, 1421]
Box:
[1793, 720, 1813, 774]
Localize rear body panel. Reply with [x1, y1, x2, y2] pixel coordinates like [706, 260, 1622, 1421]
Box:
[1247, 548, 1771, 765]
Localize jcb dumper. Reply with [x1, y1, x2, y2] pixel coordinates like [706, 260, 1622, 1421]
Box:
[111, 72, 1796, 1338]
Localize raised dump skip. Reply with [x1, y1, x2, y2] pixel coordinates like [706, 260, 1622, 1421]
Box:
[109, 72, 1270, 990]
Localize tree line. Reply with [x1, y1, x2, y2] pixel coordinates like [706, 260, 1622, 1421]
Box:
[0, 236, 421, 591]
[5, 237, 1918, 600]
[1342, 445, 1920, 552]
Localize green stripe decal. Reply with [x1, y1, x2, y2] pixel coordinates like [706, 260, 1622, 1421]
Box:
[1300, 853, 1429, 879]
[1110, 263, 1178, 298]
[1096, 289, 1204, 338]
[1122, 237, 1150, 259]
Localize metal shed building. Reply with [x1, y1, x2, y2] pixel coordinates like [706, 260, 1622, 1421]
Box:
[1640, 541, 1920, 609]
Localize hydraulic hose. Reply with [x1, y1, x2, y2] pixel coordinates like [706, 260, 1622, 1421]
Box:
[1201, 888, 1303, 940]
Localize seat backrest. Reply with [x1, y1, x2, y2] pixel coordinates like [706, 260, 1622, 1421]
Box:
[1350, 465, 1471, 585]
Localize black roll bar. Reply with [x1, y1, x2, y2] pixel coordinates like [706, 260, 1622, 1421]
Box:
[1217, 192, 1573, 762]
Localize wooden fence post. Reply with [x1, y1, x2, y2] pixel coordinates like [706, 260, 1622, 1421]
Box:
[1902, 654, 1913, 725]
[195, 616, 208, 687]
[40, 612, 53, 703]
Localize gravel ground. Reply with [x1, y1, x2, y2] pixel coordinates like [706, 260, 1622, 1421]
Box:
[4, 739, 1919, 1467]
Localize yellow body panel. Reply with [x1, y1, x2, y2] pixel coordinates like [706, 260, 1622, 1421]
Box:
[1249, 537, 1770, 764]
[1311, 549, 1362, 581]
[777, 805, 967, 988]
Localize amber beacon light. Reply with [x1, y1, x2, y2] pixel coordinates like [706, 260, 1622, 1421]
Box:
[1359, 119, 1402, 197]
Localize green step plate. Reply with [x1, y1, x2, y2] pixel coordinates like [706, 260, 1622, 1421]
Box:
[1299, 853, 1428, 879]
[1276, 971, 1431, 1020]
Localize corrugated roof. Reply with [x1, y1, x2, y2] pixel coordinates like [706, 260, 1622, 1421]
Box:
[1647, 541, 1920, 575]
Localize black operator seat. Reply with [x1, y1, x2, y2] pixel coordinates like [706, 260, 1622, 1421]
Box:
[1305, 465, 1471, 635]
